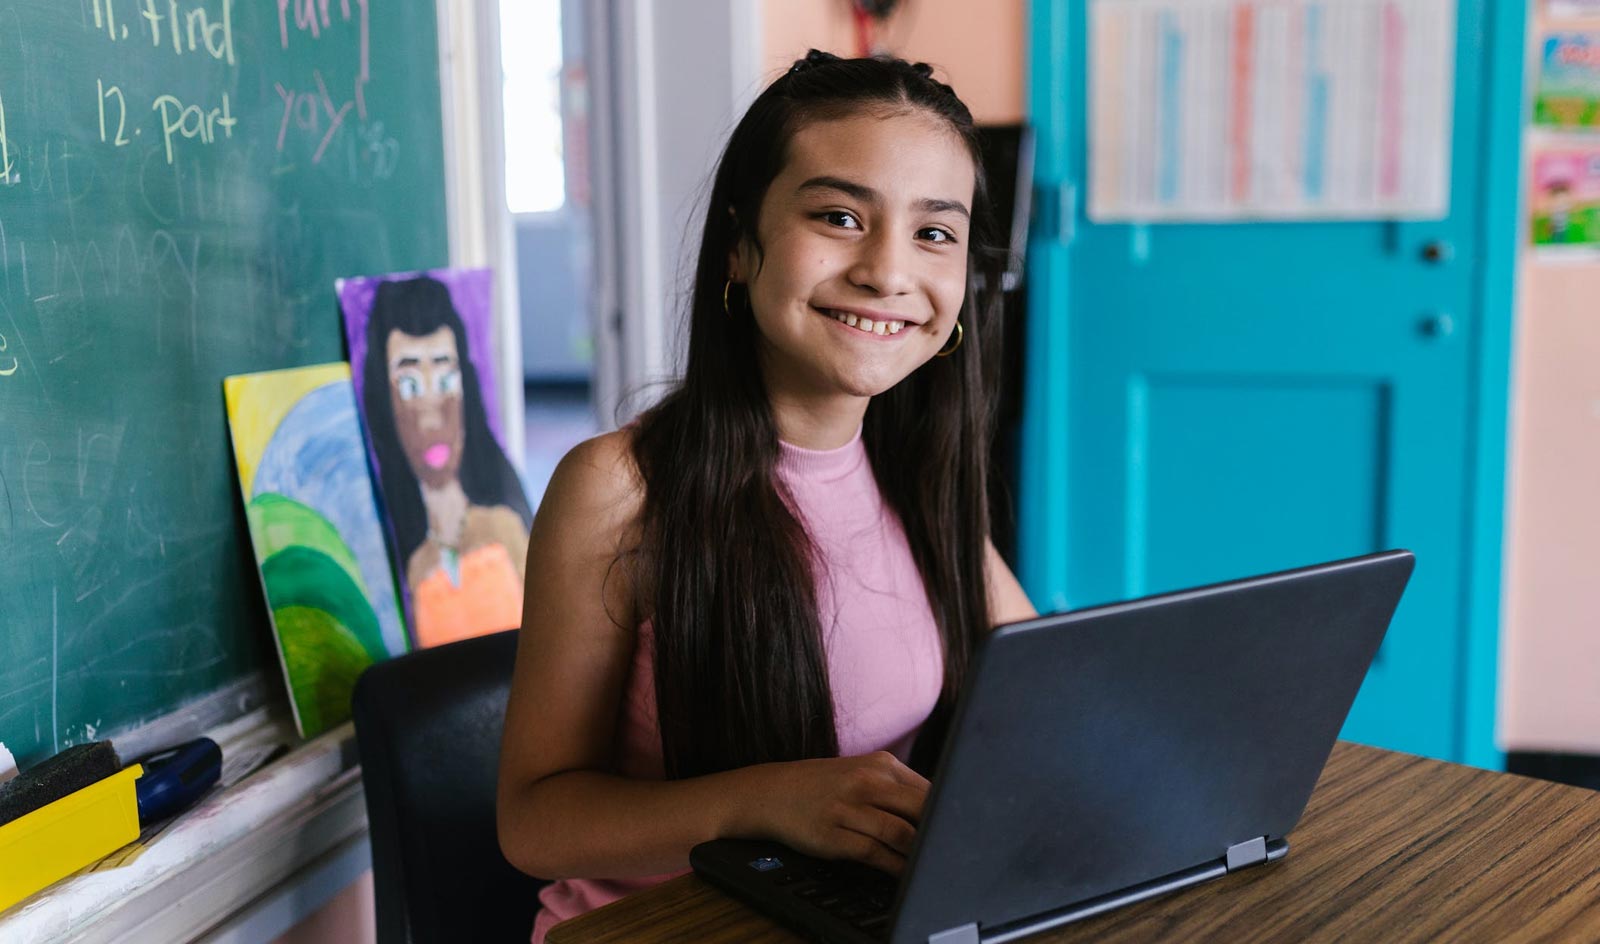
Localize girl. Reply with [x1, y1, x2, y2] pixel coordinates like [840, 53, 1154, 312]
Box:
[497, 51, 1037, 941]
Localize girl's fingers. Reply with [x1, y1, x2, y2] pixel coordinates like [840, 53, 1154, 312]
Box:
[850, 757, 929, 824]
[841, 806, 918, 857]
[869, 752, 932, 790]
[875, 780, 928, 827]
[840, 827, 909, 876]
[895, 765, 932, 791]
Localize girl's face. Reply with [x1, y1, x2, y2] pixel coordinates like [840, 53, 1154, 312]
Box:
[386, 326, 465, 490]
[734, 108, 975, 405]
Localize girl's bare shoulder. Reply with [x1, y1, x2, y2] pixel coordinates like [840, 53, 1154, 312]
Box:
[529, 429, 647, 630]
[538, 428, 645, 532]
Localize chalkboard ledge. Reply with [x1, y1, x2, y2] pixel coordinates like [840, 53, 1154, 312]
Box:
[0, 712, 368, 941]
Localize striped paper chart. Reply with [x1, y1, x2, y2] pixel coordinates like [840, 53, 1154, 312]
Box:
[1089, 0, 1457, 221]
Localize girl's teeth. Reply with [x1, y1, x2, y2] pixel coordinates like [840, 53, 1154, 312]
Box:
[828, 310, 907, 336]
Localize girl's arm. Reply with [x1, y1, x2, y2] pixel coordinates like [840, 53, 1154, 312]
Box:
[986, 538, 1039, 627]
[497, 431, 927, 880]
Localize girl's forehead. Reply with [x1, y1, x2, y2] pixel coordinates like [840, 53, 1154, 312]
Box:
[777, 109, 975, 196]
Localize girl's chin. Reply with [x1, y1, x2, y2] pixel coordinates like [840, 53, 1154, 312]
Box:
[825, 365, 918, 399]
[760, 342, 929, 401]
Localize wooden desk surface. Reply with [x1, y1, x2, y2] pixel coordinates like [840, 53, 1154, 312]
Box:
[548, 742, 1600, 943]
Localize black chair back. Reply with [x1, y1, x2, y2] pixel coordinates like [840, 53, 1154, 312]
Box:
[353, 630, 548, 943]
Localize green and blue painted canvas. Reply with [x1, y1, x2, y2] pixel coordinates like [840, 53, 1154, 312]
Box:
[224, 363, 409, 738]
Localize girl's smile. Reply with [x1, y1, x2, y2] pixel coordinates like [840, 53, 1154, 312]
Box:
[815, 304, 915, 338]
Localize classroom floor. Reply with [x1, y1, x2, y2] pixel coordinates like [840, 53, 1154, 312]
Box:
[521, 382, 600, 514]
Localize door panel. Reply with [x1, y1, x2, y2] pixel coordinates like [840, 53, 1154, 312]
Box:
[1020, 0, 1519, 762]
[1137, 375, 1389, 596]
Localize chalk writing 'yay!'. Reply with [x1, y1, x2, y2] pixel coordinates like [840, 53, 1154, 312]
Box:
[276, 72, 351, 164]
[278, 0, 371, 119]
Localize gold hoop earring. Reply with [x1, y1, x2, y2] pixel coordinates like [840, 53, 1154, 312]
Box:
[935, 320, 964, 357]
[723, 280, 735, 318]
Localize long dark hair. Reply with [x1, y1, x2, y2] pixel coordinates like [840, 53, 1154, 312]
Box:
[361, 275, 533, 564]
[632, 52, 1006, 780]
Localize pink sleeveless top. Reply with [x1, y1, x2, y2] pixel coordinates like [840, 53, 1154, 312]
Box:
[530, 428, 944, 942]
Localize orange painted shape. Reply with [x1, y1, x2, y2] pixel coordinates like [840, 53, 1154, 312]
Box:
[413, 542, 523, 648]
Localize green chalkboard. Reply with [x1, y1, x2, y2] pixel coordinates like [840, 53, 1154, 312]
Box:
[0, 0, 448, 766]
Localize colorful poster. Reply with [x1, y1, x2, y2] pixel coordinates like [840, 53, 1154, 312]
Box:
[337, 269, 532, 650]
[1530, 148, 1600, 248]
[1547, 0, 1600, 19]
[1089, 0, 1457, 221]
[1535, 32, 1600, 129]
[224, 364, 410, 738]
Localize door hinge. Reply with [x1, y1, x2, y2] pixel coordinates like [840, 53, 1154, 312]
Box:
[1033, 181, 1077, 247]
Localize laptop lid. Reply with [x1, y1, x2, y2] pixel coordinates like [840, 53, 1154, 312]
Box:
[890, 550, 1415, 944]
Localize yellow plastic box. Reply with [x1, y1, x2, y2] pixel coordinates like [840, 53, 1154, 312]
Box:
[0, 764, 143, 913]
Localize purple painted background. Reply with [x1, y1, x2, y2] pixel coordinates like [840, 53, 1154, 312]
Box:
[336, 266, 514, 641]
[336, 266, 504, 444]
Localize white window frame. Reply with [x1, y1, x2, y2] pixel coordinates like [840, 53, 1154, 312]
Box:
[434, 0, 765, 436]
[437, 0, 525, 461]
[587, 0, 767, 426]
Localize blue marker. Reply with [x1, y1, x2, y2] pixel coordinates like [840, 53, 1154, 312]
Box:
[133, 737, 222, 825]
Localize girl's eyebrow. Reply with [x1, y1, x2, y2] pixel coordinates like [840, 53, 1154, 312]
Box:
[796, 175, 971, 220]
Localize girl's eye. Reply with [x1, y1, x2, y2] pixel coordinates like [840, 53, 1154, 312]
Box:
[919, 227, 958, 245]
[437, 369, 461, 395]
[396, 374, 423, 401]
[821, 211, 860, 229]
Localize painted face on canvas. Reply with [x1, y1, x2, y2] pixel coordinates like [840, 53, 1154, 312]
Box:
[387, 326, 465, 490]
[733, 108, 974, 401]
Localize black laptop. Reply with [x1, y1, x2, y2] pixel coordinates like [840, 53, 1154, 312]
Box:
[691, 550, 1415, 944]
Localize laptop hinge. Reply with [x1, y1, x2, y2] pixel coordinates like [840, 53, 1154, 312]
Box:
[1225, 837, 1269, 872]
[928, 923, 980, 944]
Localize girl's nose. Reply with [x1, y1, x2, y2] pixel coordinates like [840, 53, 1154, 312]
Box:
[847, 231, 915, 297]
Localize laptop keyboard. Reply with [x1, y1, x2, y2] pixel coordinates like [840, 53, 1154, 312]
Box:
[760, 858, 899, 940]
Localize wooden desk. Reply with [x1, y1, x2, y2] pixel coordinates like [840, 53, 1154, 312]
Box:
[549, 742, 1600, 943]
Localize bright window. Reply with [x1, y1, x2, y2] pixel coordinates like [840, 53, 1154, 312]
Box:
[501, 0, 565, 215]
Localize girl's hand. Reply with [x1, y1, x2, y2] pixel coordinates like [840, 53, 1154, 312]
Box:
[744, 752, 931, 876]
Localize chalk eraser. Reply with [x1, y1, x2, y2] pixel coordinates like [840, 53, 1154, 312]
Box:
[0, 741, 121, 828]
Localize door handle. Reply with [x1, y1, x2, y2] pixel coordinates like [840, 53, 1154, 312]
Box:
[1418, 313, 1455, 338]
[1420, 241, 1454, 264]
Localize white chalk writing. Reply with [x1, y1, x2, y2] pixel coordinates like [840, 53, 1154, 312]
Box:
[97, 80, 131, 148]
[0, 90, 13, 185]
[139, 0, 237, 64]
[152, 92, 236, 165]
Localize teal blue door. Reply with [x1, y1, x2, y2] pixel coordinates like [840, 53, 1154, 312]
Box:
[1019, 0, 1525, 766]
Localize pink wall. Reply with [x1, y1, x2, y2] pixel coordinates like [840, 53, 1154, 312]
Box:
[762, 1, 1026, 124]
[1498, 13, 1600, 754]
[1500, 264, 1600, 753]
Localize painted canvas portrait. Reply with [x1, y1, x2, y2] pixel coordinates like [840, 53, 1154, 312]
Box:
[224, 363, 410, 738]
[337, 269, 532, 649]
